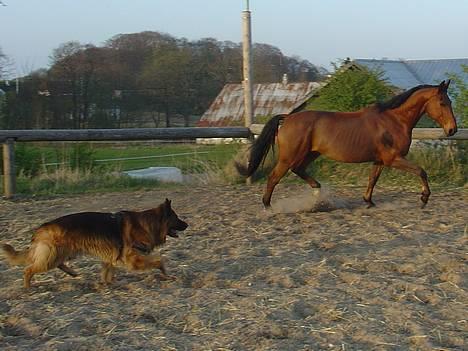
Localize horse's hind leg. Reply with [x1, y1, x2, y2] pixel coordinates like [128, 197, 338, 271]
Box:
[263, 160, 290, 208]
[363, 163, 384, 208]
[291, 153, 321, 189]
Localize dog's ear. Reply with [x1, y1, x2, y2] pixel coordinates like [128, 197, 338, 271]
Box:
[164, 198, 172, 215]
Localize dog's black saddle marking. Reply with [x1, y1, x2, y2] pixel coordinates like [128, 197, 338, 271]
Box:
[110, 211, 126, 259]
[111, 211, 151, 255]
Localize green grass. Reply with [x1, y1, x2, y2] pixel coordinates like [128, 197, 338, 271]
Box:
[92, 143, 241, 172]
[23, 142, 242, 173]
[5, 142, 244, 197]
[15, 169, 165, 196]
[2, 141, 466, 197]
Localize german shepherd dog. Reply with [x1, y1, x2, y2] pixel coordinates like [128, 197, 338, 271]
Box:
[1, 199, 188, 288]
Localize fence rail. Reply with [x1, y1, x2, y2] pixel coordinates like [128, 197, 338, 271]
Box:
[1, 126, 467, 199]
[0, 127, 251, 143]
[250, 124, 468, 140]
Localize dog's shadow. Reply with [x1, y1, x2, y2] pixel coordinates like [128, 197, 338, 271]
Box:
[18, 267, 172, 297]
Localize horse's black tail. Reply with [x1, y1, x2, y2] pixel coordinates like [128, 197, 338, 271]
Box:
[236, 115, 284, 177]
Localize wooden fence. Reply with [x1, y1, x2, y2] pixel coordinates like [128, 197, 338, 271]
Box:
[250, 125, 468, 140]
[1, 126, 467, 199]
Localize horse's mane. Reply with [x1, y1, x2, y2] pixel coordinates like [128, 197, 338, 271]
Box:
[375, 84, 435, 112]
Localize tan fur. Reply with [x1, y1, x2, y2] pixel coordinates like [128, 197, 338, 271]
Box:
[1, 199, 188, 288]
[2, 244, 29, 265]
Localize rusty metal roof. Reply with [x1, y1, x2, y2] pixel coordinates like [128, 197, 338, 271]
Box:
[198, 82, 322, 126]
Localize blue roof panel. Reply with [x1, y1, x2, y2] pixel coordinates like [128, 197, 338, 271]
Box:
[354, 58, 467, 90]
[355, 59, 422, 89]
[405, 59, 468, 85]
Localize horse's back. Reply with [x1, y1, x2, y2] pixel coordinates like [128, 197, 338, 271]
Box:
[278, 109, 379, 163]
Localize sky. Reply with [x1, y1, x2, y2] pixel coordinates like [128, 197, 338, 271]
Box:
[1, 0, 467, 77]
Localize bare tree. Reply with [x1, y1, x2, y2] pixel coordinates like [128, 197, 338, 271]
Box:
[0, 47, 13, 79]
[49, 41, 102, 128]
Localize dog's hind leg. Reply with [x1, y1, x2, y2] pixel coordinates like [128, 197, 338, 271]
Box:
[58, 263, 78, 277]
[101, 263, 115, 284]
[24, 243, 56, 288]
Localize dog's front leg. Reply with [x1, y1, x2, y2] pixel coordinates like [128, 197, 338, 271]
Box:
[124, 252, 172, 280]
[101, 262, 116, 283]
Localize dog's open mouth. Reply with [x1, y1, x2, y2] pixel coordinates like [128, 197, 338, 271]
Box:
[168, 229, 179, 238]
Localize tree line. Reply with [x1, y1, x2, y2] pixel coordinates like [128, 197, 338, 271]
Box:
[0, 31, 325, 129]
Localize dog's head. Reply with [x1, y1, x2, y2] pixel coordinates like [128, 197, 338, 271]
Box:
[160, 198, 188, 240]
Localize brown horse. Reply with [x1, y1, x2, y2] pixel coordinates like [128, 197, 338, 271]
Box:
[237, 80, 457, 208]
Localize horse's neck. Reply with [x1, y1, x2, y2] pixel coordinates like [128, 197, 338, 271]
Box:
[389, 92, 430, 129]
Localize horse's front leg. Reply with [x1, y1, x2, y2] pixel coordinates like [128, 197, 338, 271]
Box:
[363, 163, 384, 208]
[389, 157, 430, 208]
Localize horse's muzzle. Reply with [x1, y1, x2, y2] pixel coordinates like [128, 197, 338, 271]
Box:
[446, 127, 457, 137]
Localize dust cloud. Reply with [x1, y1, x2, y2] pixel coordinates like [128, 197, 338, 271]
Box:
[271, 185, 350, 213]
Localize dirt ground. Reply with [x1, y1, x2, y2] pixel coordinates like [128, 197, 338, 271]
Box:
[0, 183, 466, 351]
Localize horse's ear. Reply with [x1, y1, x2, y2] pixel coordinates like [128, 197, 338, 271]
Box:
[445, 79, 451, 89]
[438, 80, 448, 92]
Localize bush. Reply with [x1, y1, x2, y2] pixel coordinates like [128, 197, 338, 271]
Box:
[449, 65, 468, 128]
[306, 63, 393, 112]
[15, 143, 45, 176]
[8, 143, 96, 176]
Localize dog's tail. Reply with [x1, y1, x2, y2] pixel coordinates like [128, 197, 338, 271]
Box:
[1, 244, 29, 266]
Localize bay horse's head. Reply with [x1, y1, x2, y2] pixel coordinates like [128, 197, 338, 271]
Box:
[424, 80, 457, 137]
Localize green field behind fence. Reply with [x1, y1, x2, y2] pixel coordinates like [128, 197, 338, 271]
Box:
[6, 142, 244, 196]
[1, 141, 466, 196]
[13, 142, 241, 172]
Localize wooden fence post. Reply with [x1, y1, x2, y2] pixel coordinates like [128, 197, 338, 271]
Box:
[2, 138, 16, 199]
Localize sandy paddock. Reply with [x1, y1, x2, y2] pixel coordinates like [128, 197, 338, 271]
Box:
[0, 184, 466, 350]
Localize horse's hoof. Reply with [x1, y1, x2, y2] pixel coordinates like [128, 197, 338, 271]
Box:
[363, 197, 375, 208]
[420, 194, 429, 208]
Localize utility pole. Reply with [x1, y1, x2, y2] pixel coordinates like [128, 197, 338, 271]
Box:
[242, 0, 253, 127]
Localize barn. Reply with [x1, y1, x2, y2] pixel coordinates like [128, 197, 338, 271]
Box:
[197, 79, 322, 127]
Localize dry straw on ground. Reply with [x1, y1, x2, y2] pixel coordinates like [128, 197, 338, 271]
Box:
[0, 184, 466, 350]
